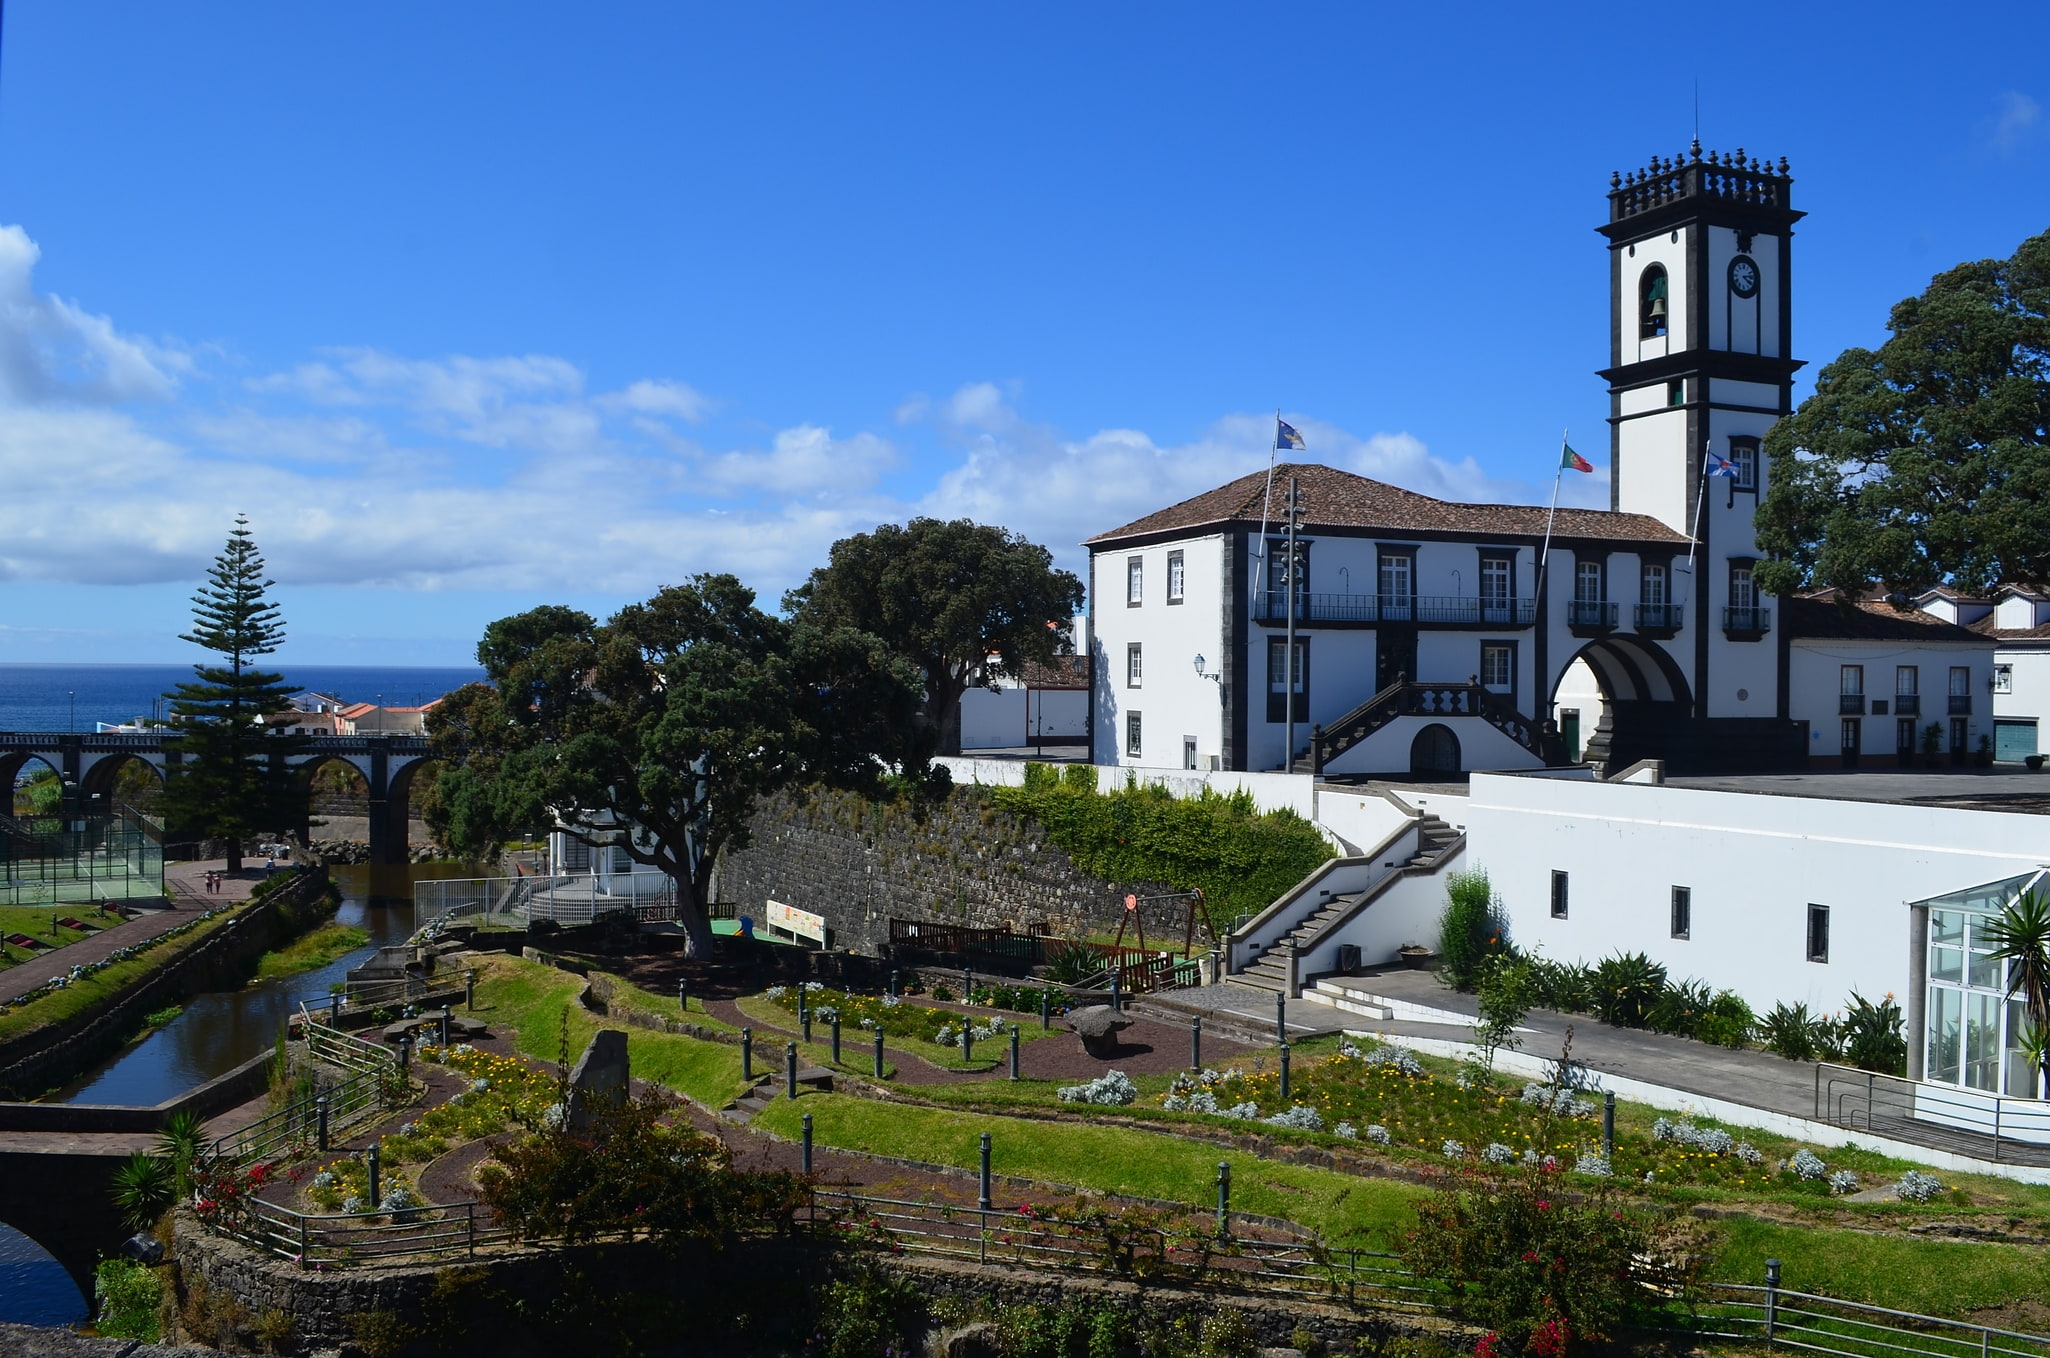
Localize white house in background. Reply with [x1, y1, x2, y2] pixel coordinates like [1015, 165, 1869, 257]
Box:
[1785, 593, 1996, 768]
[959, 655, 1090, 751]
[1906, 586, 2050, 763]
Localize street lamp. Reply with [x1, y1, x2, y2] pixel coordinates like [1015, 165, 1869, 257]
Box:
[68, 691, 75, 733]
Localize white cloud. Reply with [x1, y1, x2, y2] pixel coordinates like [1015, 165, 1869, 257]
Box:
[595, 378, 710, 423]
[1991, 91, 2042, 154]
[0, 226, 188, 404]
[700, 425, 900, 498]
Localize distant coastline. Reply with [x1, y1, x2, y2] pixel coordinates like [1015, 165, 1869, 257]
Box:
[0, 663, 485, 733]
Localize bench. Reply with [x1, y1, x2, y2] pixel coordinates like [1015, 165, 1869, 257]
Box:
[55, 917, 101, 934]
[4, 934, 50, 952]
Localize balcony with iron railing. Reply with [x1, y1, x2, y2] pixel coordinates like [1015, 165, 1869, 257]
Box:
[1839, 694, 1866, 716]
[1949, 694, 1973, 715]
[1633, 602, 1685, 635]
[1723, 605, 1772, 639]
[1894, 692, 1921, 716]
[1566, 599, 1618, 635]
[1252, 592, 1535, 628]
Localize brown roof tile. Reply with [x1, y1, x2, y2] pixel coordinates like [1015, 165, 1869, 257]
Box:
[1084, 462, 1686, 546]
[1018, 655, 1089, 688]
[1789, 593, 1995, 644]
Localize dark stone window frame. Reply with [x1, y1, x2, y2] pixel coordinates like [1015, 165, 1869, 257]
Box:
[1671, 885, 1692, 940]
[1374, 543, 1418, 609]
[1639, 263, 1670, 340]
[1265, 635, 1309, 724]
[1125, 710, 1143, 759]
[1550, 870, 1569, 920]
[1126, 642, 1143, 689]
[1478, 639, 1517, 703]
[1166, 549, 1186, 605]
[1726, 435, 1762, 503]
[1806, 903, 1830, 964]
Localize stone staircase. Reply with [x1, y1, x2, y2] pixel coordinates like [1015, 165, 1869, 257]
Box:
[1233, 814, 1462, 993]
[718, 1067, 834, 1124]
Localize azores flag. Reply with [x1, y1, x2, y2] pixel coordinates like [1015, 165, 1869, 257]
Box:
[1561, 443, 1594, 473]
[1704, 453, 1738, 478]
[1276, 418, 1306, 451]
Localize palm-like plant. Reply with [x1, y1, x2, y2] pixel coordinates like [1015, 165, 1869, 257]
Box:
[1983, 888, 2050, 1100]
[155, 1109, 209, 1196]
[111, 1152, 176, 1229]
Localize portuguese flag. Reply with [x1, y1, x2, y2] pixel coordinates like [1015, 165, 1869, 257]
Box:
[1561, 444, 1594, 473]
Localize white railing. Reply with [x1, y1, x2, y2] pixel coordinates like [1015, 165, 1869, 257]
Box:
[415, 871, 675, 926]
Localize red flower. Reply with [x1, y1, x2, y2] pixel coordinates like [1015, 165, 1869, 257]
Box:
[1536, 1200, 1551, 1211]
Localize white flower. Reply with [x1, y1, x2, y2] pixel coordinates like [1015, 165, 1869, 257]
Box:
[1333, 1121, 1358, 1139]
[1441, 1139, 1466, 1159]
[1221, 1102, 1261, 1120]
[1895, 1170, 1944, 1202]
[1056, 1070, 1137, 1106]
[1789, 1149, 1828, 1180]
[1482, 1142, 1516, 1164]
[1574, 1152, 1612, 1178]
[1364, 1045, 1425, 1077]
[1827, 1170, 1860, 1194]
[1265, 1105, 1324, 1132]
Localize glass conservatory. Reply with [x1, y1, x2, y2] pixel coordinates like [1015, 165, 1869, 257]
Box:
[1912, 870, 2045, 1102]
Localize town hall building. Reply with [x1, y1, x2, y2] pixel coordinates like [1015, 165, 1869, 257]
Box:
[1084, 147, 1995, 776]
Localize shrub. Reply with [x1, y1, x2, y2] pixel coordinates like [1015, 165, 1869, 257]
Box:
[1589, 953, 1668, 1029]
[814, 1263, 928, 1358]
[1043, 943, 1103, 985]
[1362, 1044, 1426, 1077]
[1440, 870, 1508, 991]
[1265, 1104, 1324, 1131]
[93, 1258, 161, 1342]
[1399, 1160, 1702, 1351]
[1759, 1002, 1831, 1062]
[1056, 1070, 1137, 1105]
[478, 1089, 809, 1244]
[1828, 1170, 1861, 1194]
[1648, 978, 1714, 1039]
[1696, 991, 1756, 1048]
[1527, 958, 1596, 1014]
[1839, 991, 1908, 1075]
[1788, 1148, 1828, 1180]
[1895, 1170, 1945, 1202]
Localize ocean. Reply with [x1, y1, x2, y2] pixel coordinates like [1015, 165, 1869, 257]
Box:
[0, 663, 485, 733]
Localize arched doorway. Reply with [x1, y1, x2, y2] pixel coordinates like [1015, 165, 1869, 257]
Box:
[1410, 723, 1461, 775]
[1549, 637, 1693, 774]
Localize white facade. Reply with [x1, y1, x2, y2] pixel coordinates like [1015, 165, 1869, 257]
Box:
[1790, 639, 1995, 767]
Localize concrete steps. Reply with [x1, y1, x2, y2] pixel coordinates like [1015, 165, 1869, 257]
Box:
[719, 1067, 834, 1124]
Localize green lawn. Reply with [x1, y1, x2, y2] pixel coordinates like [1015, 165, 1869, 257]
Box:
[256, 922, 369, 979]
[0, 902, 125, 964]
[0, 900, 253, 1050]
[734, 993, 992, 1074]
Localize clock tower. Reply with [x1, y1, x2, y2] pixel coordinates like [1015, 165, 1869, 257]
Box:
[1598, 143, 1803, 723]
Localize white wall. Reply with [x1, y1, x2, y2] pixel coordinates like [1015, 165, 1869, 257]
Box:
[1790, 640, 1995, 765]
[1995, 646, 2050, 749]
[1299, 841, 1467, 974]
[1091, 534, 1227, 769]
[960, 688, 1027, 748]
[1464, 771, 2050, 1016]
[1027, 688, 1087, 741]
[1319, 712, 1544, 778]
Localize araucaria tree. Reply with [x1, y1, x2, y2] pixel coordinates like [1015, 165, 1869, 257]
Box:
[426, 575, 930, 956]
[1755, 228, 2050, 599]
[160, 517, 306, 871]
[785, 518, 1086, 755]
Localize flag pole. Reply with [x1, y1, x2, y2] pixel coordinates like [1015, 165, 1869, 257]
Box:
[1684, 445, 1709, 580]
[1536, 429, 1568, 608]
[1254, 409, 1280, 607]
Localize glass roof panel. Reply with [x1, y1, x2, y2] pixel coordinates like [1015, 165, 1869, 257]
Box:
[1910, 868, 2048, 915]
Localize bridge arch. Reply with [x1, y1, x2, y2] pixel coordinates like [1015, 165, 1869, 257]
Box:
[2, 753, 60, 817]
[0, 1148, 131, 1306]
[77, 752, 165, 816]
[1549, 636, 1695, 774]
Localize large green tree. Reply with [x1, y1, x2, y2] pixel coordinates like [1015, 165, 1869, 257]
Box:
[1755, 227, 2050, 599]
[784, 518, 1086, 755]
[159, 517, 307, 871]
[426, 575, 930, 955]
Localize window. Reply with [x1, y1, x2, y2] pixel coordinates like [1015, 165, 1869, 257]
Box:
[1995, 663, 2013, 694]
[1480, 643, 1514, 693]
[1671, 886, 1691, 940]
[1479, 555, 1512, 619]
[1376, 551, 1413, 607]
[1840, 718, 1861, 760]
[1166, 550, 1185, 605]
[1126, 643, 1142, 688]
[1840, 664, 1864, 715]
[1949, 666, 1972, 715]
[1550, 871, 1569, 919]
[1574, 559, 1604, 602]
[1951, 717, 1969, 755]
[1896, 666, 1918, 696]
[1728, 437, 1759, 491]
[1266, 637, 1308, 723]
[1639, 264, 1669, 339]
[1264, 538, 1310, 618]
[1125, 711, 1142, 758]
[1126, 556, 1143, 606]
[1729, 565, 1757, 611]
[1641, 562, 1667, 607]
[1806, 904, 1830, 963]
[1667, 378, 1685, 406]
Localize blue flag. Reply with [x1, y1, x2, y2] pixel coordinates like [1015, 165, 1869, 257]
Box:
[1704, 453, 1737, 478]
[1277, 418, 1306, 451]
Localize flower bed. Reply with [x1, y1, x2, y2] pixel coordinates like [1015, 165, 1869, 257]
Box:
[760, 982, 1065, 1048]
[376, 1043, 560, 1166]
[1151, 1039, 1866, 1194]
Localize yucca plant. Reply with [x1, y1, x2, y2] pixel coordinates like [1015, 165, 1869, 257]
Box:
[155, 1109, 208, 1196]
[1839, 991, 1908, 1075]
[1649, 978, 1714, 1039]
[1590, 952, 1668, 1029]
[1983, 888, 2050, 1098]
[1760, 1001, 1822, 1062]
[111, 1152, 176, 1230]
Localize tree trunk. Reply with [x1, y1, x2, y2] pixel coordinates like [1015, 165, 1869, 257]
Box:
[679, 870, 719, 959]
[225, 841, 244, 874]
[932, 671, 968, 756]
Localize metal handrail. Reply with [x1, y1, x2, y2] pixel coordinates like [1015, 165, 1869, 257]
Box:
[1682, 1281, 2050, 1358]
[1812, 1061, 2050, 1164]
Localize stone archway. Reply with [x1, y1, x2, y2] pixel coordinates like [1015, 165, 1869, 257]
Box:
[1549, 637, 1694, 775]
[77, 753, 165, 818]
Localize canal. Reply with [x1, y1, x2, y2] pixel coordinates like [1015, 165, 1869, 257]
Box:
[1, 862, 465, 1326]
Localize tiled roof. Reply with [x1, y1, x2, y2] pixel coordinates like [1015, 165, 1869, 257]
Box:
[1967, 616, 2050, 642]
[1789, 593, 1995, 644]
[1085, 462, 1686, 546]
[1019, 655, 1089, 689]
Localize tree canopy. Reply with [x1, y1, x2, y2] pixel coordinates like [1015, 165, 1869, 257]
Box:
[1755, 228, 2050, 599]
[159, 516, 306, 870]
[426, 574, 932, 954]
[784, 518, 1086, 754]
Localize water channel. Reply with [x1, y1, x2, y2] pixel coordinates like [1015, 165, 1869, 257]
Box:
[1, 862, 466, 1326]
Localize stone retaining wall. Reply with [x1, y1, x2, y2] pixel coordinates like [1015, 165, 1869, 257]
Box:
[171, 1216, 1447, 1354]
[717, 785, 1179, 959]
[0, 870, 335, 1099]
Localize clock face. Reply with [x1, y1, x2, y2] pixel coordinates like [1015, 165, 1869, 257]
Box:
[1728, 255, 1760, 299]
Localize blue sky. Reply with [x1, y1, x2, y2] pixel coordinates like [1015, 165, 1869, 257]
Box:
[0, 2, 2045, 664]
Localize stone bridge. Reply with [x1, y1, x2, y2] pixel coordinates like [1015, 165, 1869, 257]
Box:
[0, 732, 434, 865]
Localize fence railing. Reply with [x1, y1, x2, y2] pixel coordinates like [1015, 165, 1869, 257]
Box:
[1678, 1279, 2050, 1358]
[208, 1192, 512, 1268]
[415, 871, 677, 927]
[1813, 1062, 2050, 1163]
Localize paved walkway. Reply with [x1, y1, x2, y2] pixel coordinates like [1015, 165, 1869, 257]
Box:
[0, 860, 271, 1006]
